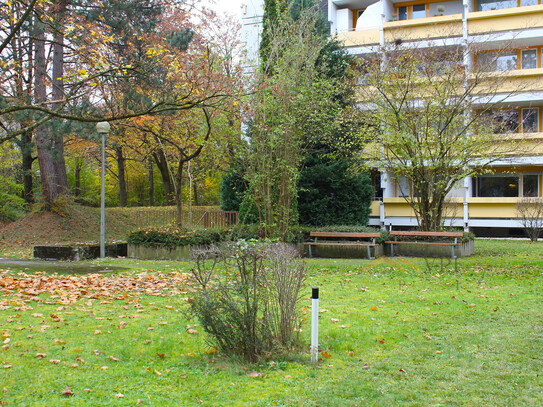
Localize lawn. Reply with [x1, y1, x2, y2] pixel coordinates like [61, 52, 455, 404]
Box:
[0, 239, 542, 406]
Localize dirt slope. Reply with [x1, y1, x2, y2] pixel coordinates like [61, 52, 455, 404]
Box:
[0, 205, 139, 249]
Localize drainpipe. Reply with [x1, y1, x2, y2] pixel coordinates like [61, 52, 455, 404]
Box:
[463, 176, 470, 231]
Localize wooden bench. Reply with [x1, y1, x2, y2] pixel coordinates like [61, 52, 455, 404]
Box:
[386, 231, 463, 258]
[304, 232, 381, 260]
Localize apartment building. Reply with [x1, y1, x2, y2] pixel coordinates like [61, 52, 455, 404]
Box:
[330, 0, 543, 235]
[241, 0, 543, 234]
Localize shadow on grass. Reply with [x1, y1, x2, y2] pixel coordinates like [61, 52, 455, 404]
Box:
[0, 258, 129, 274]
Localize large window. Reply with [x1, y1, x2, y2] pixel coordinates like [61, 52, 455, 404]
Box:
[472, 174, 541, 197]
[473, 175, 519, 197]
[481, 107, 541, 134]
[476, 48, 543, 72]
[484, 109, 519, 134]
[477, 50, 518, 71]
[477, 0, 517, 11]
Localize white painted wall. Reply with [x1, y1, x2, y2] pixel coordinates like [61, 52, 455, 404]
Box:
[241, 0, 264, 70]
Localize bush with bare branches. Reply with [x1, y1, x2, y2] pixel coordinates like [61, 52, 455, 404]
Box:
[516, 197, 543, 241]
[188, 240, 306, 362]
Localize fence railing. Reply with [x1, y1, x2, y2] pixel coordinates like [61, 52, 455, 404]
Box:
[106, 206, 238, 229]
[195, 211, 239, 228]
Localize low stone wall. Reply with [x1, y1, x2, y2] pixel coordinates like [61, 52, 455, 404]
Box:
[127, 243, 191, 261]
[387, 240, 474, 258]
[34, 243, 127, 261]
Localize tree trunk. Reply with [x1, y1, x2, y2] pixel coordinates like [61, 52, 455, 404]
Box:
[152, 149, 175, 205]
[34, 12, 70, 206]
[116, 146, 127, 207]
[20, 131, 34, 204]
[74, 158, 82, 198]
[148, 158, 154, 206]
[175, 161, 184, 226]
[193, 181, 199, 206]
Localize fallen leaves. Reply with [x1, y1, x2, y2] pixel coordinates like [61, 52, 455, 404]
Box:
[62, 386, 74, 397]
[0, 271, 192, 301]
[246, 371, 263, 378]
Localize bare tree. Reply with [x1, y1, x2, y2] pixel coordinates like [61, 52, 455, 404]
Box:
[517, 197, 543, 241]
[357, 42, 535, 231]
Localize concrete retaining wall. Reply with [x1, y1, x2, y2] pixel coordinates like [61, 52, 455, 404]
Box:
[34, 243, 127, 261]
[387, 240, 474, 258]
[300, 244, 384, 259]
[127, 244, 191, 261]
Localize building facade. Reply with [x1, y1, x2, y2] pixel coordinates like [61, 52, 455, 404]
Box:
[330, 0, 543, 235]
[241, 0, 543, 235]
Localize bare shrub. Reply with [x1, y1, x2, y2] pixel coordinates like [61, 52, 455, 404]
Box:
[188, 241, 306, 362]
[516, 197, 543, 242]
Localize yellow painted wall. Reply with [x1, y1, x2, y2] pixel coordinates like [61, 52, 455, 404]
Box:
[373, 198, 522, 219]
[338, 7, 543, 51]
[370, 201, 381, 217]
[467, 198, 518, 218]
[384, 15, 462, 41]
[336, 29, 380, 47]
[468, 6, 543, 35]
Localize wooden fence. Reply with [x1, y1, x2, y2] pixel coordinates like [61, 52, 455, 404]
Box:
[195, 211, 239, 228]
[106, 206, 238, 229]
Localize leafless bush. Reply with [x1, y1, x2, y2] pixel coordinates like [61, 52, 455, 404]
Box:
[516, 197, 543, 242]
[188, 241, 306, 362]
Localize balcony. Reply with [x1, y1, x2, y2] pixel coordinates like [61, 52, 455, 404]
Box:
[333, 1, 543, 49]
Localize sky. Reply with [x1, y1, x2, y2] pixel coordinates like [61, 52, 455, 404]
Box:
[208, 0, 242, 20]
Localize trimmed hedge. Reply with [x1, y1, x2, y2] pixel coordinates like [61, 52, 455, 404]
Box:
[127, 226, 475, 247]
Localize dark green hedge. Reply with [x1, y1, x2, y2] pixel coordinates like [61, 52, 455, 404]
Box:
[127, 226, 474, 247]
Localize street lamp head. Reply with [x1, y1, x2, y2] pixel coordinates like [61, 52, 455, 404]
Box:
[96, 121, 111, 134]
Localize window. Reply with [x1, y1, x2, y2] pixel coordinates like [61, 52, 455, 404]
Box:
[477, 0, 517, 11]
[474, 175, 519, 197]
[477, 51, 518, 72]
[523, 175, 539, 197]
[412, 4, 426, 18]
[521, 49, 537, 69]
[397, 176, 410, 197]
[372, 173, 383, 200]
[398, 6, 408, 20]
[483, 109, 519, 133]
[522, 108, 539, 133]
[520, 0, 538, 5]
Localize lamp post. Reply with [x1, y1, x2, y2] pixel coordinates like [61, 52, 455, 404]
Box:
[96, 121, 111, 258]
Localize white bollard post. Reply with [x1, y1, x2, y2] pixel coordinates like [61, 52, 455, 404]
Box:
[311, 286, 319, 363]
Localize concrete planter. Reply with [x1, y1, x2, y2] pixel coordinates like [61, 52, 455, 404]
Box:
[34, 243, 127, 261]
[386, 240, 474, 258]
[127, 243, 191, 261]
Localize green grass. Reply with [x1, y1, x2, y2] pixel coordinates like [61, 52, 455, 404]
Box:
[0, 239, 542, 406]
